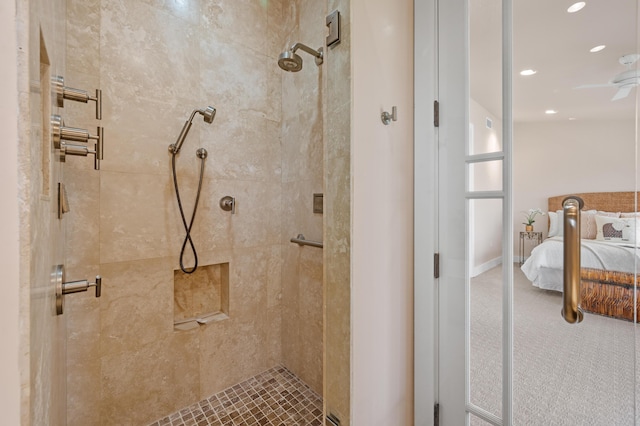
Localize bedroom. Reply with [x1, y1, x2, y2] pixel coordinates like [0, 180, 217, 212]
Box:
[466, 0, 638, 424]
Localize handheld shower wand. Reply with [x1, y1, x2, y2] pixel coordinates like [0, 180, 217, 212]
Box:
[169, 105, 216, 274]
[168, 106, 216, 155]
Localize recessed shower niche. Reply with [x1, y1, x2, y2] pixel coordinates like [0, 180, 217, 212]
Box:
[173, 263, 229, 330]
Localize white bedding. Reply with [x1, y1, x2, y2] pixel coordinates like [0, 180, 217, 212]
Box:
[521, 236, 640, 292]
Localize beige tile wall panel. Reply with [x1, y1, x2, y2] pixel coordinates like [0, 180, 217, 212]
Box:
[99, 171, 192, 264]
[200, 114, 282, 182]
[63, 0, 331, 422]
[100, 1, 200, 102]
[323, 0, 351, 422]
[200, 43, 269, 121]
[101, 80, 203, 177]
[198, 179, 282, 250]
[65, 270, 101, 426]
[64, 168, 100, 267]
[101, 330, 200, 425]
[99, 258, 174, 357]
[201, 0, 268, 55]
[20, 0, 68, 423]
[198, 315, 269, 398]
[279, 0, 325, 399]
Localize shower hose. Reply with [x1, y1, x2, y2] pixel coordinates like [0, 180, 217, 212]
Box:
[171, 151, 206, 274]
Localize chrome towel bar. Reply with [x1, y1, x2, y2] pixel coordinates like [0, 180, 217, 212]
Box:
[290, 234, 323, 248]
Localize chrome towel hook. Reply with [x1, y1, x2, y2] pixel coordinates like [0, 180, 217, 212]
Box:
[381, 106, 397, 125]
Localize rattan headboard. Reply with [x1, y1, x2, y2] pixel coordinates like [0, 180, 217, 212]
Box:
[548, 192, 639, 213]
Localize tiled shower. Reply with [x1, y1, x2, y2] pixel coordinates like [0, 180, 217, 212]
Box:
[56, 0, 348, 424]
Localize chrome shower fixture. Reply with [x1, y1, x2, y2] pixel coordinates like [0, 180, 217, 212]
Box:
[278, 43, 324, 72]
[168, 106, 216, 154]
[168, 105, 215, 274]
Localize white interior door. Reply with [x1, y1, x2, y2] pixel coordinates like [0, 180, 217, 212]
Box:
[417, 0, 640, 424]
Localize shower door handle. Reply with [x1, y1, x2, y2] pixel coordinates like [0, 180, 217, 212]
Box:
[562, 196, 584, 324]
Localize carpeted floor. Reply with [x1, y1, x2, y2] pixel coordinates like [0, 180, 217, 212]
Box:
[469, 265, 638, 425]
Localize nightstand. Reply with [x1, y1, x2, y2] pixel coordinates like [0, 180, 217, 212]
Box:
[519, 231, 542, 265]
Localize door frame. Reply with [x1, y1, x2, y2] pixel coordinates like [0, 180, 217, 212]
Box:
[414, 0, 514, 424]
[414, 0, 438, 424]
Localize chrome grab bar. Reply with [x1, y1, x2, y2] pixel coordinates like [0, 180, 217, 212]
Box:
[290, 234, 323, 248]
[562, 196, 584, 324]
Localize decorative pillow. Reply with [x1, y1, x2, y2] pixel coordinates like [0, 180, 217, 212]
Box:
[620, 212, 640, 218]
[595, 215, 640, 243]
[553, 210, 619, 238]
[548, 212, 559, 237]
[554, 210, 564, 237]
[581, 210, 619, 239]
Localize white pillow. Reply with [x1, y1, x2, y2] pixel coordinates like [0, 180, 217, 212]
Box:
[553, 210, 618, 239]
[595, 215, 640, 243]
[555, 209, 596, 238]
[583, 211, 620, 239]
[548, 212, 559, 237]
[554, 210, 564, 237]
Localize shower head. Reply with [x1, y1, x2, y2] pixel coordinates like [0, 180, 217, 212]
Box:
[278, 51, 303, 72]
[169, 106, 216, 154]
[277, 43, 323, 72]
[200, 106, 216, 124]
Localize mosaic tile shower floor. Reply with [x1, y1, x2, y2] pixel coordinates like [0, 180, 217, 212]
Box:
[148, 366, 323, 426]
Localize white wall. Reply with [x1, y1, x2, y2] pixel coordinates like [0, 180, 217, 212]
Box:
[0, 0, 21, 424]
[513, 119, 636, 250]
[352, 0, 414, 423]
[470, 98, 502, 275]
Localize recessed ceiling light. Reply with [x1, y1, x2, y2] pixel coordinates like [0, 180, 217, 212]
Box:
[520, 69, 537, 76]
[590, 45, 606, 53]
[568, 117, 577, 121]
[545, 110, 558, 115]
[567, 2, 586, 13]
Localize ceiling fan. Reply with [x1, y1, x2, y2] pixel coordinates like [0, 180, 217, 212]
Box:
[576, 54, 640, 101]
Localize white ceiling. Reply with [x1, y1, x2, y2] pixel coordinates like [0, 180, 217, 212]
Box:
[470, 0, 638, 122]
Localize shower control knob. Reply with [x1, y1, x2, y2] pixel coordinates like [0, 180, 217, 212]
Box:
[51, 117, 103, 145]
[220, 196, 236, 214]
[60, 129, 103, 171]
[54, 264, 102, 315]
[52, 75, 102, 119]
[62, 276, 102, 298]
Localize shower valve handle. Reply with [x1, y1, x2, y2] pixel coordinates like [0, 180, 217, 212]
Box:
[51, 115, 103, 151]
[220, 196, 236, 214]
[53, 75, 102, 119]
[59, 128, 103, 170]
[62, 276, 102, 298]
[54, 265, 102, 315]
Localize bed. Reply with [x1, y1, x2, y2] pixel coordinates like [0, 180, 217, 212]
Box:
[521, 192, 640, 321]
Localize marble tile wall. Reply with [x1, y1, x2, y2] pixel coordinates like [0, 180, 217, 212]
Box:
[280, 0, 325, 396]
[323, 0, 351, 424]
[18, 0, 69, 424]
[64, 0, 327, 424]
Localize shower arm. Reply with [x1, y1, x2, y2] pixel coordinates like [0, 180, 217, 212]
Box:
[291, 42, 323, 59]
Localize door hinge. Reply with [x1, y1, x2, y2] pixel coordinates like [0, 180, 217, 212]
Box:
[434, 253, 440, 279]
[434, 403, 440, 426]
[434, 100, 440, 127]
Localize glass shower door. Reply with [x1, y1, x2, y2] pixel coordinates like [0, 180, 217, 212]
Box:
[433, 0, 640, 424]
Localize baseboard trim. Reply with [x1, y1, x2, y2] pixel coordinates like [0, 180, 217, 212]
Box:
[471, 257, 502, 277]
